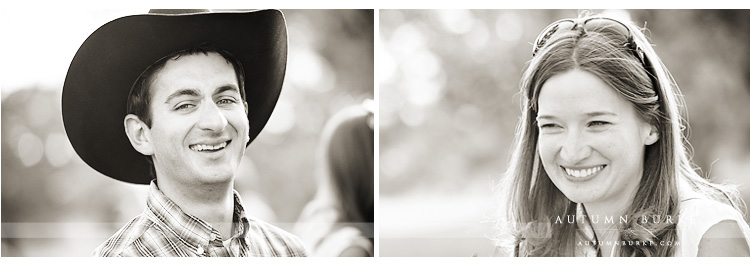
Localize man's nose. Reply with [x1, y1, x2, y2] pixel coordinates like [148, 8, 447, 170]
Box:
[559, 130, 591, 164]
[197, 101, 228, 131]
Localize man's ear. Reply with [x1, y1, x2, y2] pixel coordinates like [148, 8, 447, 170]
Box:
[124, 114, 154, 155]
[644, 123, 659, 146]
[243, 101, 251, 146]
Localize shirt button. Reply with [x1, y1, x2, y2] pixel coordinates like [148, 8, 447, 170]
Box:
[197, 245, 205, 255]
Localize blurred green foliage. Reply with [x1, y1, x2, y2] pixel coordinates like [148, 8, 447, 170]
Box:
[1, 9, 373, 256]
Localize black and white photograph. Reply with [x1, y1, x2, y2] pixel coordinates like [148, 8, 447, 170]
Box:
[379, 9, 750, 257]
[3, 5, 750, 262]
[1, 9, 374, 257]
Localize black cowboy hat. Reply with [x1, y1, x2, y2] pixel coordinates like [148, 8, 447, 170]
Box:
[62, 10, 287, 184]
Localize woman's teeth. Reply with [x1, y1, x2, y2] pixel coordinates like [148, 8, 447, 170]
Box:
[564, 165, 604, 178]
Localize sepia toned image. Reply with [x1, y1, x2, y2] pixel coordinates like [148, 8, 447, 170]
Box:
[4, 5, 750, 261]
[1, 9, 373, 257]
[379, 9, 750, 257]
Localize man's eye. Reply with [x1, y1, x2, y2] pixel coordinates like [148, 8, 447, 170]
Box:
[175, 103, 195, 110]
[217, 98, 237, 105]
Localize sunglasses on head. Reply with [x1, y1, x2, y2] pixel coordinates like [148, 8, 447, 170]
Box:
[532, 16, 659, 92]
[532, 17, 646, 66]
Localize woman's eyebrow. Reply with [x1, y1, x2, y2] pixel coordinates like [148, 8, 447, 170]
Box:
[537, 111, 617, 121]
[537, 115, 556, 120]
[585, 111, 617, 117]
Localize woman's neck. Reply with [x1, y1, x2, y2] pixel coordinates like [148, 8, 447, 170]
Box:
[581, 195, 636, 257]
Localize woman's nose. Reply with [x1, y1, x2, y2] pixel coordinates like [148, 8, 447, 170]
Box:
[559, 130, 591, 164]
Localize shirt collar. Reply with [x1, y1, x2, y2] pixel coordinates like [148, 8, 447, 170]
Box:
[145, 180, 251, 246]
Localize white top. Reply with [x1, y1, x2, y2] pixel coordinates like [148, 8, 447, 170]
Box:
[569, 180, 750, 257]
[312, 226, 373, 257]
[674, 185, 750, 256]
[294, 199, 373, 257]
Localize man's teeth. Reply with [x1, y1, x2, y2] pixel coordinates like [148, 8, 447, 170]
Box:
[564, 165, 604, 178]
[190, 142, 227, 151]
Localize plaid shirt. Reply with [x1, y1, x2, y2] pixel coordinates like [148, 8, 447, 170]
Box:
[93, 181, 308, 257]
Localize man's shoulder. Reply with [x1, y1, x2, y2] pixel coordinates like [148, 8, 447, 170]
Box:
[92, 213, 159, 257]
[245, 216, 308, 257]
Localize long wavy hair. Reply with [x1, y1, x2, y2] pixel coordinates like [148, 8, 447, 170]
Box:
[496, 13, 745, 257]
[322, 105, 374, 229]
[302, 103, 374, 250]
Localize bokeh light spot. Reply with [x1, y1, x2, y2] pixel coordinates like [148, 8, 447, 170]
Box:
[17, 132, 45, 167]
[264, 99, 295, 135]
[495, 13, 524, 43]
[378, 41, 398, 85]
[433, 9, 475, 35]
[390, 22, 426, 55]
[400, 50, 446, 107]
[45, 133, 75, 167]
[398, 103, 426, 127]
[464, 21, 489, 51]
[288, 47, 336, 93]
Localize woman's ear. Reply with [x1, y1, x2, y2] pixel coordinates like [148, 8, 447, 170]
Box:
[644, 124, 659, 146]
[124, 114, 154, 155]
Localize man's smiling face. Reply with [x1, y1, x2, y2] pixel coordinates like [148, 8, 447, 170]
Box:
[145, 52, 250, 186]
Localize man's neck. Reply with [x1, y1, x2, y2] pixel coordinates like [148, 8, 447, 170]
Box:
[157, 178, 236, 238]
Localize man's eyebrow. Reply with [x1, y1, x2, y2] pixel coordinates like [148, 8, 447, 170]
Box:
[214, 84, 240, 95]
[164, 88, 201, 103]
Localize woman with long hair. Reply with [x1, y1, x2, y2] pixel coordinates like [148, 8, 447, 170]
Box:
[295, 101, 374, 256]
[497, 13, 750, 256]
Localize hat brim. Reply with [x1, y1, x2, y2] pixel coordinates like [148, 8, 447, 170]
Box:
[62, 10, 287, 184]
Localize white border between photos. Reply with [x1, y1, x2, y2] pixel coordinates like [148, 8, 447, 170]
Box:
[373, 8, 381, 258]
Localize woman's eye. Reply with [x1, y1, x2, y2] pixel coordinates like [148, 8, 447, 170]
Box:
[539, 123, 560, 129]
[588, 121, 610, 127]
[538, 123, 563, 133]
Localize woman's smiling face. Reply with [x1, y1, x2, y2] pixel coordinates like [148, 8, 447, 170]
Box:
[536, 69, 658, 207]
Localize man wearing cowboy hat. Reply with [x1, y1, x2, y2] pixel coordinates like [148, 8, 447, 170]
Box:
[62, 10, 307, 257]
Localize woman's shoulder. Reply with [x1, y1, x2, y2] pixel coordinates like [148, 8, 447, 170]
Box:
[316, 226, 373, 257]
[675, 190, 750, 256]
[678, 188, 745, 226]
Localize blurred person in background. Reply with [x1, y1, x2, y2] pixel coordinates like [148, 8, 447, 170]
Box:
[295, 101, 375, 256]
[62, 9, 307, 256]
[496, 12, 750, 257]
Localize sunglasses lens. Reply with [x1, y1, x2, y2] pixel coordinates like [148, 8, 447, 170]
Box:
[533, 20, 575, 56]
[582, 18, 631, 40]
[533, 18, 632, 57]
